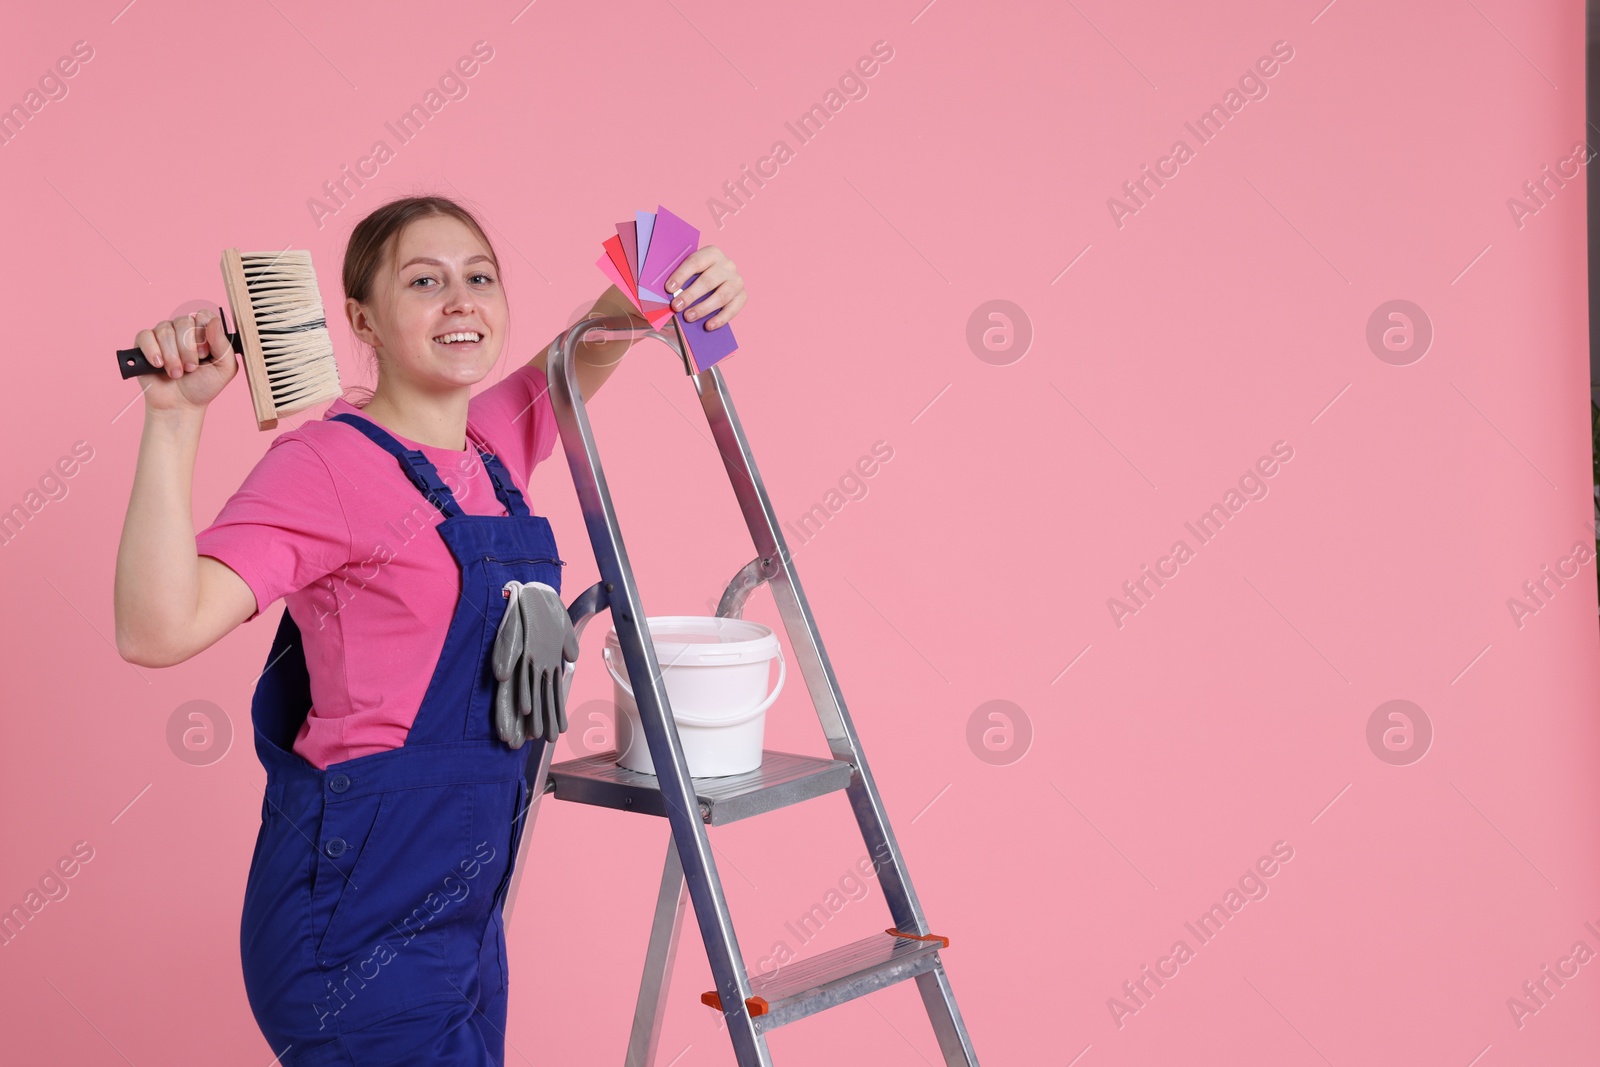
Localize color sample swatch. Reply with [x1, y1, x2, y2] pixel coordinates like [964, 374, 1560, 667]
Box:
[595, 204, 739, 374]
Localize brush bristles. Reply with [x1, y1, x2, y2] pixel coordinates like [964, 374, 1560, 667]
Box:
[240, 250, 340, 415]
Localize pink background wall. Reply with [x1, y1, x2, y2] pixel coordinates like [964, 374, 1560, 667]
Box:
[2, 0, 1596, 1063]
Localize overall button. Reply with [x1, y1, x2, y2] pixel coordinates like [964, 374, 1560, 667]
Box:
[325, 838, 348, 858]
[328, 773, 351, 794]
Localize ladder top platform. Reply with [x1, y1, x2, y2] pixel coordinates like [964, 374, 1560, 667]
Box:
[546, 749, 856, 826]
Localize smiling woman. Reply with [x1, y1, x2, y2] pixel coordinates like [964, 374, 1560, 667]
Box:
[113, 191, 748, 1062]
[337, 200, 509, 433]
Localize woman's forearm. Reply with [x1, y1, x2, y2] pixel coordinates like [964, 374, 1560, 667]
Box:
[530, 286, 647, 400]
[533, 241, 747, 398]
[114, 406, 206, 665]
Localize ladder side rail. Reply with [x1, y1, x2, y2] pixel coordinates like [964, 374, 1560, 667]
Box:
[625, 838, 690, 1067]
[693, 367, 936, 939]
[915, 968, 982, 1065]
[546, 318, 772, 1066]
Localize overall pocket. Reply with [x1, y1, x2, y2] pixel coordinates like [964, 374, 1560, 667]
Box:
[474, 557, 569, 740]
[309, 790, 384, 961]
[315, 784, 470, 965]
[312, 784, 490, 1033]
[483, 556, 565, 603]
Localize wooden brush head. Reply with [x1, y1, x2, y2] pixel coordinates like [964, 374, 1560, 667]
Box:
[220, 248, 342, 430]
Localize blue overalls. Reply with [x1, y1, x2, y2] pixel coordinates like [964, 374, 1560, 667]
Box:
[240, 411, 564, 1065]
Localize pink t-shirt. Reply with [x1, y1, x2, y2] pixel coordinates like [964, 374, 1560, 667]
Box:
[195, 363, 561, 770]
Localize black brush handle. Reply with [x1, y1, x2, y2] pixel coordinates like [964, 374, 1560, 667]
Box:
[115, 307, 241, 380]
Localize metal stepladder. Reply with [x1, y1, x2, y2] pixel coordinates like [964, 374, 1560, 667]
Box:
[499, 316, 979, 1066]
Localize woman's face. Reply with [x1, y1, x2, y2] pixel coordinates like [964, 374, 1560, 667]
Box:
[348, 214, 508, 392]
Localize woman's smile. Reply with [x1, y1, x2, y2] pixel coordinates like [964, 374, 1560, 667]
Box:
[432, 328, 486, 354]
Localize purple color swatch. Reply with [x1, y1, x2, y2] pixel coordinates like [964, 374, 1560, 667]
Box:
[637, 204, 699, 298]
[674, 271, 738, 372]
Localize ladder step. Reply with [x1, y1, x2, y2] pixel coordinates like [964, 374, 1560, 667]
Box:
[546, 749, 854, 826]
[701, 929, 949, 1031]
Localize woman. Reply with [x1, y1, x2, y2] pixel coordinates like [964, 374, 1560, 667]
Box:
[113, 196, 746, 1064]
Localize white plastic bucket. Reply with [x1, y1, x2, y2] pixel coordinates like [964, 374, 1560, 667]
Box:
[603, 616, 786, 778]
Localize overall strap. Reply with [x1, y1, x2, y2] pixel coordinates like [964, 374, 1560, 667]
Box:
[478, 451, 531, 517]
[330, 412, 465, 519]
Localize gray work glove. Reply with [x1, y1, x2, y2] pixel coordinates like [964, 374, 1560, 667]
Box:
[491, 581, 579, 749]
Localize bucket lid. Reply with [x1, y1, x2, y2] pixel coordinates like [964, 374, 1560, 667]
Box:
[605, 616, 780, 668]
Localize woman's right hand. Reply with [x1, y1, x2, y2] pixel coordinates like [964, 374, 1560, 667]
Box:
[132, 309, 239, 413]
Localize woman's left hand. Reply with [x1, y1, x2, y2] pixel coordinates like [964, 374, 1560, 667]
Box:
[665, 246, 746, 330]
